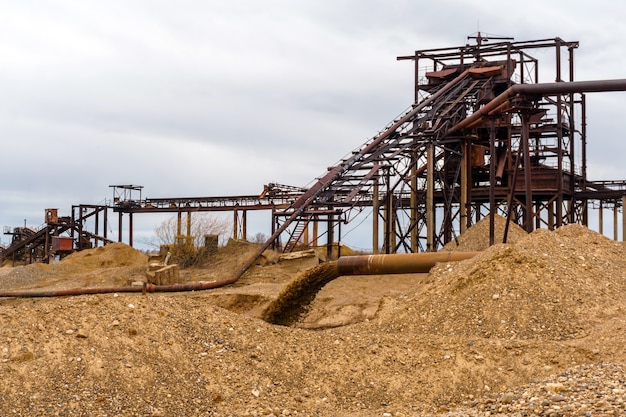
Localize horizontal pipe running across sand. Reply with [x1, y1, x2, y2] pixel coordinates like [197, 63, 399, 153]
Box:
[337, 252, 479, 276]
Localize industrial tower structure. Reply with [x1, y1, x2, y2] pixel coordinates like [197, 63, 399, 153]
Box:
[260, 35, 626, 261]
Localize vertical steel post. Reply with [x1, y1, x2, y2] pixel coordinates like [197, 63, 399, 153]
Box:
[599, 201, 604, 236]
[556, 98, 564, 227]
[186, 212, 192, 241]
[613, 204, 618, 241]
[270, 209, 276, 250]
[118, 212, 123, 243]
[94, 209, 100, 248]
[71, 206, 77, 248]
[326, 212, 334, 260]
[389, 190, 396, 252]
[489, 118, 496, 246]
[242, 210, 247, 241]
[568, 44, 576, 224]
[414, 52, 420, 102]
[129, 212, 133, 247]
[384, 167, 392, 253]
[581, 94, 588, 226]
[521, 112, 534, 232]
[104, 206, 108, 243]
[312, 215, 319, 247]
[555, 38, 562, 82]
[337, 217, 342, 258]
[460, 140, 468, 234]
[410, 152, 418, 251]
[44, 216, 50, 263]
[622, 196, 626, 242]
[426, 143, 435, 251]
[555, 40, 564, 227]
[372, 167, 379, 254]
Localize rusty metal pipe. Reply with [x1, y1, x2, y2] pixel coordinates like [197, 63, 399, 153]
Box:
[337, 251, 479, 276]
[0, 252, 477, 298]
[449, 78, 626, 134]
[0, 278, 238, 298]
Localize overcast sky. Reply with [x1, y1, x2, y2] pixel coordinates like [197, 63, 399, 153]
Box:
[2, 0, 626, 247]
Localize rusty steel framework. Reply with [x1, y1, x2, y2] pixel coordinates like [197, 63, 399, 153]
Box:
[0, 208, 114, 264]
[0, 184, 297, 264]
[252, 35, 626, 265]
[5, 36, 626, 271]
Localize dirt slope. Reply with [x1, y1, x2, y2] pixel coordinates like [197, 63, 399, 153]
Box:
[1, 225, 625, 416]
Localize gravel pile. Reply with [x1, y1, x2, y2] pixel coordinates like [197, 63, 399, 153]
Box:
[1, 224, 625, 416]
[428, 362, 626, 416]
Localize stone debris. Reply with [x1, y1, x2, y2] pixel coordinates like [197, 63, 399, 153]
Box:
[426, 362, 626, 416]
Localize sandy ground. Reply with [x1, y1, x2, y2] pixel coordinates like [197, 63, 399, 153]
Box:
[1, 218, 625, 416]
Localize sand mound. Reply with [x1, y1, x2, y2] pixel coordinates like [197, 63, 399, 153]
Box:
[395, 223, 626, 341]
[59, 242, 148, 269]
[443, 214, 528, 251]
[0, 243, 148, 291]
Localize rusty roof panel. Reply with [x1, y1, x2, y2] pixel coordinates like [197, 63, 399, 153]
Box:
[469, 65, 503, 77]
[425, 68, 458, 80]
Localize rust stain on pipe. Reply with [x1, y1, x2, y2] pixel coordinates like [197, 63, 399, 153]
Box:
[337, 252, 479, 276]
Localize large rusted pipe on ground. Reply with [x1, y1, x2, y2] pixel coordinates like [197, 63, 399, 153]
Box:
[0, 278, 237, 298]
[337, 251, 479, 276]
[263, 251, 479, 325]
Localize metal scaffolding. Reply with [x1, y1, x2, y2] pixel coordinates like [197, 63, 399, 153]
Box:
[251, 35, 626, 266]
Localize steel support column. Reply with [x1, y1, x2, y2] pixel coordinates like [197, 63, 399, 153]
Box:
[372, 170, 379, 254]
[326, 212, 334, 260]
[489, 118, 496, 246]
[129, 212, 133, 247]
[521, 112, 533, 232]
[410, 153, 418, 252]
[460, 140, 468, 234]
[118, 212, 123, 243]
[312, 215, 319, 247]
[623, 196, 626, 242]
[426, 143, 435, 251]
[613, 204, 618, 241]
[599, 201, 604, 235]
